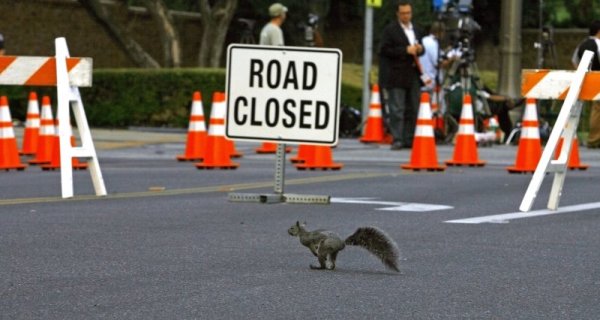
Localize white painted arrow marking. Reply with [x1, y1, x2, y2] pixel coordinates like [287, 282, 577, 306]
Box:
[445, 201, 600, 224]
[330, 197, 453, 212]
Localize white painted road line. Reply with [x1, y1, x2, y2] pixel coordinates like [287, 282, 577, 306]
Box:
[331, 197, 453, 212]
[444, 201, 600, 224]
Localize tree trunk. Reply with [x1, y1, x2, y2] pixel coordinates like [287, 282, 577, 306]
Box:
[198, 0, 239, 67]
[142, 0, 182, 68]
[78, 0, 161, 68]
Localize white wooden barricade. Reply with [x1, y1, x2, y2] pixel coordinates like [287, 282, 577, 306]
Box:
[55, 38, 106, 198]
[0, 38, 106, 198]
[519, 50, 596, 212]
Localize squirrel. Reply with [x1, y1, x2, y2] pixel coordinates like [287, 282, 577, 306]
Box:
[287, 221, 400, 272]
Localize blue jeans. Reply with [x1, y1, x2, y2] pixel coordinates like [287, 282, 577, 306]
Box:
[383, 77, 421, 145]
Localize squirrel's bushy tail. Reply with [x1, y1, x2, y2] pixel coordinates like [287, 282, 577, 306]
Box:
[344, 226, 400, 272]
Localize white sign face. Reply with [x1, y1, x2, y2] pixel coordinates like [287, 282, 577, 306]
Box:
[225, 44, 342, 146]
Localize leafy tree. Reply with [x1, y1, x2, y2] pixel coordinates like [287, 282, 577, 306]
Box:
[524, 0, 600, 28]
[197, 0, 239, 67]
[79, 0, 162, 68]
[79, 0, 238, 68]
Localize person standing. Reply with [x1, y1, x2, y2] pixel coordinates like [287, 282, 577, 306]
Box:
[575, 20, 600, 148]
[419, 22, 446, 93]
[259, 3, 288, 46]
[379, 1, 425, 150]
[0, 33, 5, 55]
[419, 21, 455, 114]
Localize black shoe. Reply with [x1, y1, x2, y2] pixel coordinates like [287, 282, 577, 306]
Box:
[588, 142, 600, 149]
[390, 142, 403, 150]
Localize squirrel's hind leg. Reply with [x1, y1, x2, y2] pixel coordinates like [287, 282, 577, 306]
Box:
[328, 251, 339, 270]
[310, 255, 327, 270]
[310, 244, 331, 270]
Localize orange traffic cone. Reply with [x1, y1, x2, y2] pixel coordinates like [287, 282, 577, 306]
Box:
[445, 94, 485, 166]
[41, 121, 88, 171]
[295, 145, 343, 170]
[0, 96, 27, 171]
[29, 96, 55, 165]
[217, 94, 243, 159]
[488, 116, 502, 143]
[226, 138, 243, 158]
[255, 142, 292, 154]
[431, 86, 445, 132]
[196, 92, 239, 169]
[20, 91, 40, 155]
[177, 91, 208, 161]
[360, 84, 385, 143]
[401, 92, 446, 171]
[507, 98, 542, 173]
[290, 144, 312, 163]
[556, 137, 589, 170]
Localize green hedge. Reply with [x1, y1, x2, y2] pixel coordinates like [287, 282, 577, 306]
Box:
[0, 68, 592, 135]
[84, 68, 226, 127]
[0, 68, 363, 128]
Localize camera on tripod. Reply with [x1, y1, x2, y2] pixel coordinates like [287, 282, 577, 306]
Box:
[237, 18, 257, 44]
[434, 0, 481, 66]
[433, 0, 491, 142]
[297, 13, 319, 46]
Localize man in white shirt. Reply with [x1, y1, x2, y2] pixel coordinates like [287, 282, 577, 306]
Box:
[259, 3, 287, 46]
[419, 21, 456, 114]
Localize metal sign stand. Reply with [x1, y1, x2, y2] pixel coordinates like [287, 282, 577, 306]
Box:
[519, 51, 593, 212]
[228, 144, 330, 204]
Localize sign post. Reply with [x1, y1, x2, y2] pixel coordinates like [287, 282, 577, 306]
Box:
[225, 44, 342, 204]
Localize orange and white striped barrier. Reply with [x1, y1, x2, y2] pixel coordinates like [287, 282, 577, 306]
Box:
[445, 94, 485, 167]
[401, 92, 446, 171]
[20, 91, 40, 155]
[196, 92, 239, 169]
[360, 84, 385, 143]
[0, 96, 27, 171]
[507, 98, 542, 173]
[177, 91, 208, 161]
[0, 56, 92, 87]
[0, 38, 105, 198]
[28, 96, 55, 165]
[522, 70, 600, 101]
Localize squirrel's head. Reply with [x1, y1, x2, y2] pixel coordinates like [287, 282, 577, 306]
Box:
[287, 221, 306, 236]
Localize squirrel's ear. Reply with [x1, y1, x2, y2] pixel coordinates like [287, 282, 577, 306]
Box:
[296, 221, 300, 226]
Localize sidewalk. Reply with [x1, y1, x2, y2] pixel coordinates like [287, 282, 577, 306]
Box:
[13, 126, 186, 150]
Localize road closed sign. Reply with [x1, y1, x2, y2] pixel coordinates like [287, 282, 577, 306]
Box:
[225, 44, 342, 146]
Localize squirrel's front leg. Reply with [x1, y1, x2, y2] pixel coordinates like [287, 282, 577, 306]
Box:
[310, 255, 327, 270]
[309, 241, 327, 269]
[308, 243, 319, 257]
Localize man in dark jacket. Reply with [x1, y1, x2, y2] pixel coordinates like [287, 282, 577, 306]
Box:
[576, 20, 600, 148]
[0, 33, 4, 55]
[379, 1, 425, 150]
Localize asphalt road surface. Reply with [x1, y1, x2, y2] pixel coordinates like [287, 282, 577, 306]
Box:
[2, 130, 600, 319]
